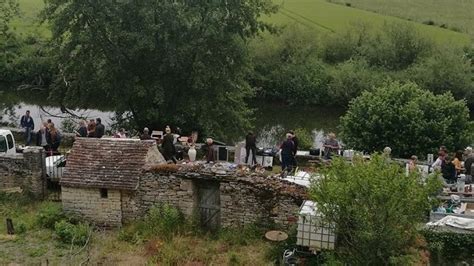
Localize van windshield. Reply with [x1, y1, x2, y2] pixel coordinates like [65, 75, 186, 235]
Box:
[0, 135, 7, 152]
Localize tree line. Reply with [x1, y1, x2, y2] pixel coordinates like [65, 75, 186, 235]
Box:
[1, 0, 473, 142]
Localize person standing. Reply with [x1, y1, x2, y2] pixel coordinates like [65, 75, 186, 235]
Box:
[245, 132, 257, 165]
[289, 130, 299, 168]
[280, 133, 295, 172]
[204, 138, 215, 163]
[87, 119, 96, 138]
[464, 148, 474, 182]
[20, 110, 35, 146]
[95, 118, 105, 138]
[432, 146, 448, 171]
[408, 155, 418, 173]
[140, 127, 152, 140]
[36, 122, 50, 151]
[75, 120, 87, 137]
[47, 123, 61, 153]
[323, 133, 340, 160]
[162, 126, 176, 163]
[453, 150, 465, 176]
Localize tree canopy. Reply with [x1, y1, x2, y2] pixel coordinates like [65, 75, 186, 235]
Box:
[43, 0, 277, 140]
[340, 81, 471, 158]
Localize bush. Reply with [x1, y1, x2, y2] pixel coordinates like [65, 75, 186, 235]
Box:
[408, 47, 474, 105]
[143, 203, 186, 240]
[422, 20, 435, 26]
[310, 155, 442, 265]
[421, 229, 474, 263]
[293, 128, 313, 150]
[54, 220, 91, 246]
[327, 59, 383, 106]
[250, 25, 331, 105]
[36, 202, 65, 229]
[340, 81, 471, 158]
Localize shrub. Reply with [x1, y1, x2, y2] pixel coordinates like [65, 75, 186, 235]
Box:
[340, 81, 471, 158]
[250, 25, 331, 105]
[327, 59, 383, 106]
[36, 202, 65, 229]
[408, 47, 474, 105]
[54, 220, 90, 246]
[143, 203, 186, 240]
[421, 229, 474, 263]
[422, 20, 435, 26]
[293, 128, 313, 150]
[310, 155, 442, 265]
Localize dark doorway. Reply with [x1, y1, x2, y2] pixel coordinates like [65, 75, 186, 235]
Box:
[197, 181, 221, 231]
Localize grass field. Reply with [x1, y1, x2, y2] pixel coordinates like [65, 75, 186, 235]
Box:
[10, 0, 49, 37]
[10, 0, 472, 45]
[268, 0, 471, 45]
[329, 0, 474, 38]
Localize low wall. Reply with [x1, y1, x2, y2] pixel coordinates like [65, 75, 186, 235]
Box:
[127, 172, 306, 228]
[0, 147, 46, 198]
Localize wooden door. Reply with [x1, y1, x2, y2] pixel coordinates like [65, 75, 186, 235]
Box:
[197, 181, 220, 231]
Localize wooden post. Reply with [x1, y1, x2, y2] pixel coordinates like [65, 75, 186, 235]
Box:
[6, 218, 14, 235]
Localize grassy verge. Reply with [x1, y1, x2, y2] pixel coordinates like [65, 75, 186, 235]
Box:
[0, 194, 278, 264]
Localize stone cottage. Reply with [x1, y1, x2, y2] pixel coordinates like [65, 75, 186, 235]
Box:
[61, 138, 307, 228]
[60, 138, 166, 227]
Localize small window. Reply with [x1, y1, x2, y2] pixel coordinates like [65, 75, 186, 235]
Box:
[100, 188, 108, 199]
[6, 134, 13, 150]
[0, 136, 6, 153]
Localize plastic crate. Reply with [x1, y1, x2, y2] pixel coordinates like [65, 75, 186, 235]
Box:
[296, 200, 336, 250]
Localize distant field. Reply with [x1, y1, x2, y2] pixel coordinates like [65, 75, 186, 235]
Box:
[328, 0, 474, 38]
[268, 0, 470, 45]
[10, 0, 49, 37]
[9, 0, 471, 46]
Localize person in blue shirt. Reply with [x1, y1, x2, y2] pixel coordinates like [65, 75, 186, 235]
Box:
[20, 110, 35, 146]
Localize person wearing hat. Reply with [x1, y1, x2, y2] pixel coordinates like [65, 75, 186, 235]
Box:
[140, 127, 152, 140]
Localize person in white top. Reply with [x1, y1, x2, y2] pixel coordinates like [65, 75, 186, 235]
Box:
[432, 146, 447, 171]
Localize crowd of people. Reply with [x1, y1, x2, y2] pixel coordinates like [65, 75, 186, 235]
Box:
[74, 118, 105, 138]
[22, 110, 473, 179]
[20, 110, 62, 154]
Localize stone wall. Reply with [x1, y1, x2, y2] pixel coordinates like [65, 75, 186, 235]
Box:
[128, 173, 196, 222]
[219, 180, 301, 227]
[0, 147, 46, 198]
[127, 172, 304, 229]
[62, 186, 122, 227]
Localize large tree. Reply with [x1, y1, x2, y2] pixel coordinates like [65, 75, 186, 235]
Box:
[43, 0, 277, 140]
[340, 81, 471, 158]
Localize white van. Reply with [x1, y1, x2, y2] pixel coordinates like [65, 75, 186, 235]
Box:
[0, 129, 16, 156]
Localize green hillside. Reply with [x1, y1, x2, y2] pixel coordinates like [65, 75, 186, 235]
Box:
[329, 0, 474, 37]
[268, 0, 471, 45]
[10, 0, 49, 37]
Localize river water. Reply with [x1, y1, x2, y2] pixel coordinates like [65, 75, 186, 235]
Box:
[0, 89, 343, 149]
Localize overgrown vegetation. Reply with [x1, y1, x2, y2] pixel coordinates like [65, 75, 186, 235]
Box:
[421, 229, 474, 264]
[340, 81, 472, 157]
[1, 195, 275, 264]
[310, 155, 442, 264]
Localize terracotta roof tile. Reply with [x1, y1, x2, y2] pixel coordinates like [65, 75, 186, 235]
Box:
[61, 138, 163, 190]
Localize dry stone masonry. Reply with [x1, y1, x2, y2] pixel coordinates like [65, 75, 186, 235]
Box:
[0, 147, 45, 198]
[61, 138, 308, 228]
